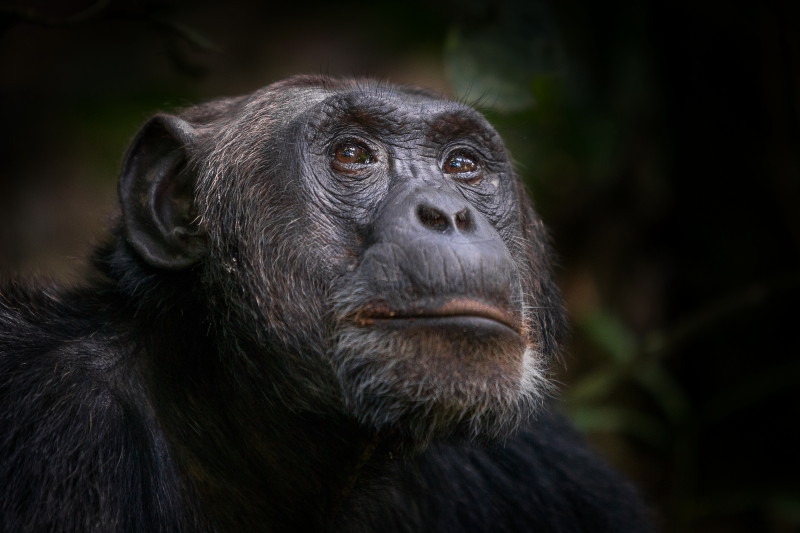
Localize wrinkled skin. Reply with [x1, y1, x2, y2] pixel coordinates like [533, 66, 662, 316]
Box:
[0, 76, 650, 532]
[149, 78, 566, 446]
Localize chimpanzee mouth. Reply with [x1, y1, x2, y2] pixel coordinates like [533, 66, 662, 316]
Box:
[353, 298, 523, 337]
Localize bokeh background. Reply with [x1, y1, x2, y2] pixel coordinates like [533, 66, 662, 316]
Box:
[1, 0, 798, 531]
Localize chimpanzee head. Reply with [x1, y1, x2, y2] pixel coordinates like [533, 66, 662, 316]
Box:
[118, 76, 565, 445]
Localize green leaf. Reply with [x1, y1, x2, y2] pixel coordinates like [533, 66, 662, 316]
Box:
[632, 364, 689, 423]
[443, 0, 564, 112]
[565, 371, 622, 403]
[578, 310, 638, 364]
[567, 405, 667, 448]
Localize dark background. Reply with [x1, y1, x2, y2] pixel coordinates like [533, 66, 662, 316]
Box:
[1, 1, 798, 531]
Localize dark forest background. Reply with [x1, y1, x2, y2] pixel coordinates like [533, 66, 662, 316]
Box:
[1, 1, 799, 531]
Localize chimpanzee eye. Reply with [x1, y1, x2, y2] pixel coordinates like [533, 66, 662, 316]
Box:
[332, 142, 374, 166]
[443, 151, 479, 175]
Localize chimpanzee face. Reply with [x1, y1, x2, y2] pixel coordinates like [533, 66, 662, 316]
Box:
[121, 77, 563, 443]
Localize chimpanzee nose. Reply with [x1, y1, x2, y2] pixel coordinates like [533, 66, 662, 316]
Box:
[371, 185, 493, 247]
[363, 184, 519, 303]
[415, 204, 474, 234]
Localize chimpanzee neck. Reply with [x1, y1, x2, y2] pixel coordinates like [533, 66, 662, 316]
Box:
[135, 302, 394, 532]
[154, 374, 392, 531]
[93, 243, 397, 531]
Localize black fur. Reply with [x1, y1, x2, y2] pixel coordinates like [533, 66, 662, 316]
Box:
[0, 76, 651, 532]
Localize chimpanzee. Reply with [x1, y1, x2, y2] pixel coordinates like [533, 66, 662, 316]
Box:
[0, 76, 651, 532]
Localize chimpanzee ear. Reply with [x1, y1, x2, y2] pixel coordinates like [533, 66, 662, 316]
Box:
[119, 114, 206, 269]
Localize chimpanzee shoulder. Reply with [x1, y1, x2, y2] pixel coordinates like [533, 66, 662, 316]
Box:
[0, 285, 207, 532]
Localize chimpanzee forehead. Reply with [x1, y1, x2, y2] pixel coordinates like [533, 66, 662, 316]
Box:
[298, 87, 499, 144]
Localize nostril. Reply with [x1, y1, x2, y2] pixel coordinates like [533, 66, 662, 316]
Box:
[454, 209, 473, 232]
[417, 205, 449, 232]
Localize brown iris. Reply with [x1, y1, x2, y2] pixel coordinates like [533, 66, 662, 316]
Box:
[443, 151, 478, 174]
[333, 142, 373, 165]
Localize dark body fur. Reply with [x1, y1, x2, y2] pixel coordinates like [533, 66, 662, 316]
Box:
[0, 76, 650, 532]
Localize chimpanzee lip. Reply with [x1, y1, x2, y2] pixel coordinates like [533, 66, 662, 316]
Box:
[354, 298, 523, 336]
